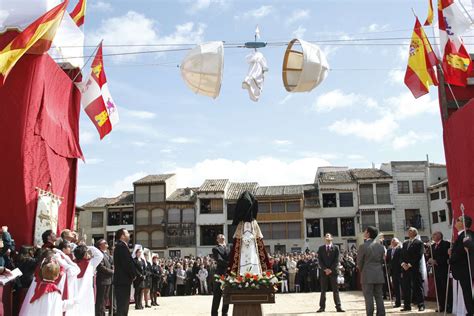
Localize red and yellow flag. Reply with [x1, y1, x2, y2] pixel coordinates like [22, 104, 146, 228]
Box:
[0, 1, 68, 87]
[442, 39, 472, 86]
[404, 17, 439, 98]
[424, 0, 434, 26]
[70, 0, 87, 27]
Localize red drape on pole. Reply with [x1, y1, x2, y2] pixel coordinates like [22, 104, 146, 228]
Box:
[0, 51, 83, 247]
[442, 99, 474, 222]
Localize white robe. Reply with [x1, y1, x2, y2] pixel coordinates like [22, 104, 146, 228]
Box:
[453, 279, 467, 315]
[239, 221, 261, 275]
[242, 51, 267, 102]
[67, 246, 103, 316]
[19, 252, 80, 316]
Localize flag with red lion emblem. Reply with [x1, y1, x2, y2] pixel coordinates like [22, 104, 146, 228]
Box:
[77, 42, 119, 139]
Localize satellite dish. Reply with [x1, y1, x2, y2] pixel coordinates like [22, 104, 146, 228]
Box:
[282, 39, 329, 93]
[180, 41, 224, 99]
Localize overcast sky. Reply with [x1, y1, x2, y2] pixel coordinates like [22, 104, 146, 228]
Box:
[76, 0, 448, 204]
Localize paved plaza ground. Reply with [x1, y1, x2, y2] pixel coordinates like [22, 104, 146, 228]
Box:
[128, 291, 439, 315]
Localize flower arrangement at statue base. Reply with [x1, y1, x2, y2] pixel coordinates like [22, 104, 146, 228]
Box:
[216, 270, 280, 291]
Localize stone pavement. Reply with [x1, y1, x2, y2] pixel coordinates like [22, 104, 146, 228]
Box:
[128, 291, 439, 315]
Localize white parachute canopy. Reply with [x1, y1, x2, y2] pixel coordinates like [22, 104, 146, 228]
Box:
[282, 39, 329, 93]
[180, 41, 224, 99]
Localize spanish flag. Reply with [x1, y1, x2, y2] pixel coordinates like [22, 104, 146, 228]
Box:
[404, 17, 439, 98]
[70, 0, 87, 27]
[0, 1, 68, 87]
[442, 39, 472, 87]
[424, 0, 434, 26]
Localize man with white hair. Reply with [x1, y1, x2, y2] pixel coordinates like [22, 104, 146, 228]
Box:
[400, 227, 425, 312]
[386, 238, 402, 308]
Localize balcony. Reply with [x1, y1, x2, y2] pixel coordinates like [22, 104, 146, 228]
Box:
[359, 194, 374, 205]
[404, 217, 425, 230]
[376, 194, 391, 205]
[167, 235, 195, 247]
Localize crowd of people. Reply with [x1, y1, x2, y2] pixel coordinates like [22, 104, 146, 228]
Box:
[0, 215, 472, 316]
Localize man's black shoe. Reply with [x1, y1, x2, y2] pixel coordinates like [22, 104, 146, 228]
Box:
[394, 304, 401, 308]
[336, 308, 345, 312]
[400, 307, 412, 312]
[418, 306, 425, 312]
[316, 308, 325, 313]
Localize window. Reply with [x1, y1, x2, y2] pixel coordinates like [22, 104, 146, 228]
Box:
[441, 190, 446, 199]
[135, 186, 149, 203]
[361, 211, 376, 230]
[227, 203, 236, 220]
[227, 225, 237, 243]
[397, 181, 410, 194]
[323, 218, 339, 237]
[322, 193, 337, 208]
[92, 234, 104, 243]
[360, 184, 374, 205]
[259, 203, 270, 213]
[378, 210, 393, 231]
[200, 225, 223, 246]
[151, 208, 164, 225]
[136, 231, 149, 248]
[182, 208, 194, 223]
[181, 223, 195, 246]
[341, 218, 355, 236]
[376, 183, 391, 204]
[168, 208, 181, 223]
[169, 250, 181, 258]
[448, 202, 453, 224]
[286, 202, 300, 212]
[91, 212, 103, 228]
[200, 199, 223, 214]
[439, 209, 447, 222]
[339, 192, 353, 207]
[150, 185, 165, 202]
[107, 211, 121, 226]
[151, 230, 165, 248]
[405, 209, 422, 229]
[412, 180, 424, 193]
[430, 192, 440, 200]
[272, 223, 286, 239]
[167, 224, 180, 237]
[274, 245, 286, 254]
[432, 212, 439, 224]
[306, 219, 321, 238]
[136, 209, 149, 226]
[288, 222, 301, 239]
[272, 202, 285, 213]
[259, 223, 271, 239]
[122, 210, 133, 225]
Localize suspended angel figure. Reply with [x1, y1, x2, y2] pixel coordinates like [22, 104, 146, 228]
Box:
[228, 191, 271, 275]
[242, 51, 268, 102]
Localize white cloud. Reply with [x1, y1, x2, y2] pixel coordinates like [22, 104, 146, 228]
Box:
[80, 130, 96, 145]
[313, 89, 378, 112]
[122, 108, 156, 119]
[392, 131, 434, 150]
[103, 172, 147, 197]
[236, 5, 273, 19]
[384, 92, 438, 120]
[388, 69, 404, 85]
[160, 148, 173, 153]
[292, 25, 306, 38]
[273, 139, 292, 146]
[132, 141, 147, 147]
[137, 160, 151, 165]
[170, 157, 330, 187]
[170, 137, 196, 144]
[90, 1, 112, 11]
[286, 9, 310, 25]
[187, 0, 229, 13]
[360, 23, 390, 33]
[348, 154, 365, 160]
[91, 12, 205, 61]
[328, 115, 399, 142]
[84, 158, 104, 165]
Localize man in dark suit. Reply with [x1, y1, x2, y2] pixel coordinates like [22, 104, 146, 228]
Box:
[211, 234, 229, 316]
[430, 231, 451, 313]
[386, 238, 402, 307]
[95, 239, 114, 316]
[449, 215, 474, 315]
[317, 233, 344, 313]
[113, 228, 137, 316]
[400, 227, 425, 312]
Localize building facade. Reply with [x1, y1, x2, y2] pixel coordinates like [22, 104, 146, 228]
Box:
[429, 178, 452, 239]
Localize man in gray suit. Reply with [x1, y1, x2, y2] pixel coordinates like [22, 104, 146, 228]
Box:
[357, 226, 386, 316]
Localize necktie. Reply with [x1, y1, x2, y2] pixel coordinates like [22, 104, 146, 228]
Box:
[391, 249, 395, 259]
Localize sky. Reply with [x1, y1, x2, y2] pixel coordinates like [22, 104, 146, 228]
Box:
[75, 0, 451, 205]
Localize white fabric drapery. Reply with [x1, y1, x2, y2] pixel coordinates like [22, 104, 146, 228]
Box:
[242, 51, 268, 102]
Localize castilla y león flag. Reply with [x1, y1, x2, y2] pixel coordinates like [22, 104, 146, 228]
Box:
[0, 0, 68, 87]
[77, 42, 119, 139]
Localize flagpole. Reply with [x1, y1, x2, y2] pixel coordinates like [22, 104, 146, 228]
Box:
[458, 0, 474, 25]
[460, 203, 474, 299]
[428, 240, 440, 312]
[444, 217, 455, 316]
[72, 40, 103, 83]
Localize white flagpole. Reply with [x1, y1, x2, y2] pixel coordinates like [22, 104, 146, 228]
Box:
[460, 203, 474, 299]
[428, 240, 440, 312]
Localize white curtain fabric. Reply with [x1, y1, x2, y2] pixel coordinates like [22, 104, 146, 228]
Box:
[34, 191, 61, 246]
[242, 51, 268, 102]
[239, 222, 262, 276]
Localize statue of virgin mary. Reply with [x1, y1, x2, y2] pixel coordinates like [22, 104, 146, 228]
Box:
[228, 191, 271, 275]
